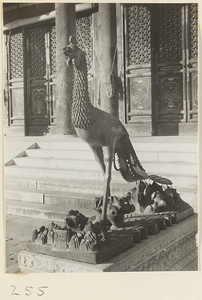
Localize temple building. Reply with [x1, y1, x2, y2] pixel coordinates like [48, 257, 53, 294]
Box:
[3, 3, 198, 137]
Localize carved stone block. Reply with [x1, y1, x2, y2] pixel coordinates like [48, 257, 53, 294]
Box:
[47, 230, 55, 244]
[54, 230, 68, 250]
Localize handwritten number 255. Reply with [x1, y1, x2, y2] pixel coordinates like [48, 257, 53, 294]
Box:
[11, 285, 48, 296]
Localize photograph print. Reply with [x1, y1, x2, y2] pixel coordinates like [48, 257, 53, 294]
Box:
[3, 2, 198, 273]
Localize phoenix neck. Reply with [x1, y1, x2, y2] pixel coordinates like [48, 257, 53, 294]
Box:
[71, 63, 95, 129]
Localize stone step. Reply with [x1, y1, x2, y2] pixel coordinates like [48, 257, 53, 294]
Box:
[5, 165, 197, 189]
[6, 185, 198, 223]
[6, 200, 95, 223]
[5, 179, 198, 212]
[35, 140, 197, 153]
[5, 188, 96, 209]
[5, 138, 198, 219]
[5, 189, 44, 204]
[23, 148, 197, 163]
[25, 148, 95, 160]
[5, 176, 134, 197]
[5, 176, 197, 205]
[10, 156, 102, 171]
[5, 165, 123, 182]
[7, 156, 197, 178]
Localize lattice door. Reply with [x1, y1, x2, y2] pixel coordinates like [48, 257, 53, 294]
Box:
[25, 23, 55, 135]
[124, 3, 198, 136]
[154, 4, 198, 135]
[76, 15, 93, 103]
[124, 4, 153, 135]
[5, 28, 24, 128]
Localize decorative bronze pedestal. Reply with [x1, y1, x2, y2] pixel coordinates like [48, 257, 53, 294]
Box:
[18, 213, 198, 272]
[18, 182, 197, 272]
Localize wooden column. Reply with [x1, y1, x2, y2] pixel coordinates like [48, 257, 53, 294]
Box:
[55, 3, 76, 134]
[97, 4, 118, 116]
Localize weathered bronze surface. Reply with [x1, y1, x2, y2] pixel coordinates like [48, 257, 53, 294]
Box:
[63, 36, 173, 222]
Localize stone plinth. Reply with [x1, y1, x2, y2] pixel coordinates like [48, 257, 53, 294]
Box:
[18, 214, 198, 272]
[25, 234, 133, 264]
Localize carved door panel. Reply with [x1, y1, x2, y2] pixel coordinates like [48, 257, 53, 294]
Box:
[154, 4, 198, 135]
[5, 28, 24, 130]
[124, 4, 153, 136]
[25, 23, 55, 135]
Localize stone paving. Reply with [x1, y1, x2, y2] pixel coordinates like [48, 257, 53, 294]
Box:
[5, 214, 63, 273]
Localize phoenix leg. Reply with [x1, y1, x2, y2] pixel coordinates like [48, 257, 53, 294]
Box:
[101, 142, 115, 221]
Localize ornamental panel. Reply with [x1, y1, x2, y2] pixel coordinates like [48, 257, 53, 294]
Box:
[76, 16, 92, 71]
[48, 17, 92, 73]
[189, 4, 198, 60]
[191, 74, 198, 109]
[31, 87, 47, 117]
[50, 24, 56, 75]
[10, 86, 24, 126]
[29, 26, 47, 77]
[130, 78, 150, 111]
[157, 5, 182, 63]
[10, 28, 23, 79]
[160, 76, 182, 110]
[189, 71, 198, 122]
[12, 88, 24, 117]
[50, 84, 56, 124]
[126, 4, 151, 65]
